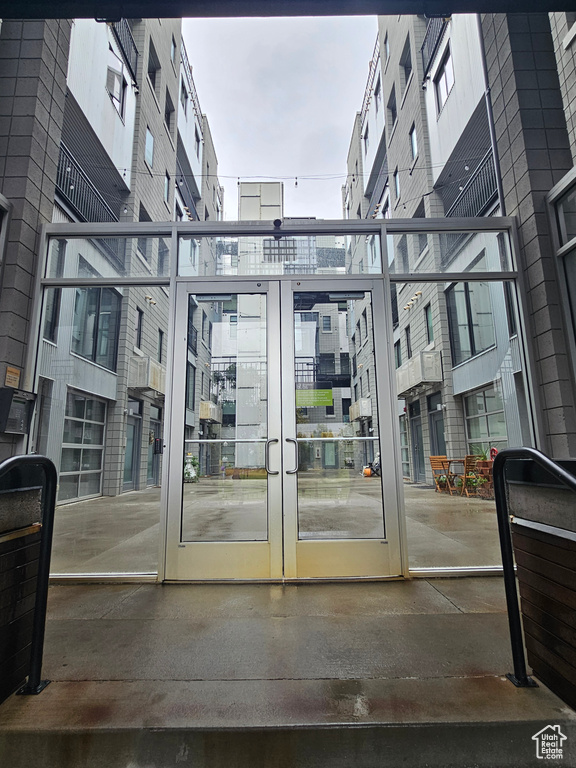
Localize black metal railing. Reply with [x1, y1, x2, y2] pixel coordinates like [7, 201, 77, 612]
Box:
[180, 40, 204, 130]
[445, 149, 498, 219]
[188, 323, 198, 355]
[421, 16, 449, 79]
[112, 19, 138, 84]
[492, 447, 576, 688]
[56, 143, 118, 224]
[176, 158, 200, 221]
[0, 455, 57, 698]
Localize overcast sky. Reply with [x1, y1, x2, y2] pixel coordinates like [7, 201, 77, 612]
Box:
[181, 17, 378, 220]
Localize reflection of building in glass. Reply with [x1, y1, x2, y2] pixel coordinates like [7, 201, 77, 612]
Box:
[35, 20, 222, 503]
[344, 15, 530, 483]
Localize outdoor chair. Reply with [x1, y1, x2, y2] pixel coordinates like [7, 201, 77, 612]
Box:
[455, 455, 479, 497]
[429, 455, 454, 495]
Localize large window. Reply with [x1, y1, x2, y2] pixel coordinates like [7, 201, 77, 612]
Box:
[106, 46, 127, 118]
[446, 281, 495, 366]
[72, 286, 122, 371]
[435, 46, 454, 113]
[464, 385, 507, 455]
[59, 391, 106, 502]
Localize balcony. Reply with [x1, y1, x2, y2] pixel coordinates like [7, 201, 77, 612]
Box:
[445, 150, 498, 219]
[421, 16, 449, 78]
[349, 398, 373, 421]
[56, 143, 118, 224]
[111, 19, 138, 84]
[128, 357, 166, 395]
[199, 400, 222, 423]
[396, 351, 442, 397]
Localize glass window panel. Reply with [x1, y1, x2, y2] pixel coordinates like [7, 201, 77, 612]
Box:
[37, 287, 166, 575]
[178, 234, 380, 276]
[466, 416, 487, 440]
[446, 284, 472, 365]
[487, 412, 507, 438]
[63, 419, 83, 444]
[294, 291, 383, 540]
[82, 423, 104, 445]
[58, 475, 79, 502]
[468, 282, 496, 354]
[61, 448, 81, 472]
[81, 449, 102, 471]
[85, 399, 106, 423]
[46, 237, 171, 279]
[556, 185, 576, 245]
[79, 473, 102, 497]
[484, 386, 504, 414]
[181, 293, 268, 542]
[387, 231, 512, 274]
[464, 392, 485, 417]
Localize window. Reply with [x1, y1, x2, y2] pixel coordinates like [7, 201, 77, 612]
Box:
[394, 168, 400, 200]
[464, 385, 507, 456]
[43, 239, 64, 342]
[409, 124, 418, 161]
[195, 127, 201, 158]
[399, 36, 412, 94]
[387, 85, 397, 130]
[363, 124, 369, 154]
[406, 325, 412, 359]
[145, 127, 154, 167]
[59, 391, 106, 502]
[446, 281, 496, 366]
[170, 35, 176, 64]
[425, 304, 434, 344]
[556, 184, 576, 245]
[164, 172, 171, 204]
[138, 203, 152, 259]
[135, 307, 143, 348]
[157, 329, 164, 363]
[374, 76, 381, 114]
[164, 88, 175, 134]
[319, 353, 335, 376]
[106, 46, 127, 118]
[186, 362, 196, 411]
[72, 287, 121, 371]
[147, 39, 161, 96]
[384, 32, 389, 64]
[322, 315, 332, 332]
[394, 340, 402, 368]
[180, 77, 188, 114]
[435, 46, 454, 113]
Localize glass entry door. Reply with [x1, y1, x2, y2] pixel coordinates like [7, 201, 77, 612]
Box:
[164, 279, 403, 580]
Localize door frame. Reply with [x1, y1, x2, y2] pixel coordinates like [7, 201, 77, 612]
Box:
[163, 275, 406, 581]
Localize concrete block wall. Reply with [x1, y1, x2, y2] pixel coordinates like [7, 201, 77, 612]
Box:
[0, 20, 71, 460]
[482, 13, 576, 457]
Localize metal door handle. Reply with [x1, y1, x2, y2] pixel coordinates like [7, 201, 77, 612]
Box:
[285, 437, 299, 474]
[265, 438, 279, 475]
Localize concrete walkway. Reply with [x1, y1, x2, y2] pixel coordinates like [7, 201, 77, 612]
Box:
[1, 578, 575, 767]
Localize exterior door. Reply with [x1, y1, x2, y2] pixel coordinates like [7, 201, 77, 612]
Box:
[164, 279, 403, 580]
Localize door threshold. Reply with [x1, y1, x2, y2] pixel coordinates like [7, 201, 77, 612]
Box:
[162, 575, 407, 584]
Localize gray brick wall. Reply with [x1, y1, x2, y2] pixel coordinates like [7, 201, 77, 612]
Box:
[0, 19, 71, 459]
[482, 12, 576, 456]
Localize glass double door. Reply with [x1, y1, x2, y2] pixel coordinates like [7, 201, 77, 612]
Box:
[165, 279, 403, 580]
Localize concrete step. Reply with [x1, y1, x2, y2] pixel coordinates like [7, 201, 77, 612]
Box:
[1, 676, 575, 767]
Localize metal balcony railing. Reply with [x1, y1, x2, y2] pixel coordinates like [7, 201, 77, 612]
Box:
[56, 143, 118, 224]
[180, 40, 204, 135]
[112, 19, 138, 84]
[421, 16, 449, 79]
[445, 150, 498, 219]
[176, 158, 200, 221]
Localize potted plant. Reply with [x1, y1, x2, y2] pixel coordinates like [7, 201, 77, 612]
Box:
[184, 454, 200, 483]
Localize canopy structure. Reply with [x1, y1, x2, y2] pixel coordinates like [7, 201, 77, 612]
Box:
[0, 0, 572, 18]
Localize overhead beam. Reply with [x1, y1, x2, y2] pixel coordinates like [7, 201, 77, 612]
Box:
[0, 0, 573, 18]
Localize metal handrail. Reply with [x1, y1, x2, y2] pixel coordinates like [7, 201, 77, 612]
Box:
[180, 39, 204, 135]
[421, 16, 449, 79]
[445, 149, 498, 219]
[56, 142, 118, 223]
[0, 454, 57, 696]
[492, 446, 576, 687]
[111, 19, 138, 84]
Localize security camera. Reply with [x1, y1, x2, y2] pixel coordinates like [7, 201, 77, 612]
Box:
[273, 219, 282, 228]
